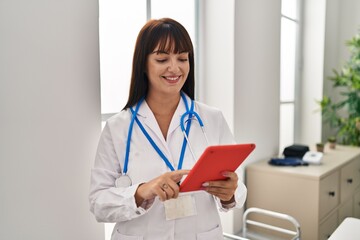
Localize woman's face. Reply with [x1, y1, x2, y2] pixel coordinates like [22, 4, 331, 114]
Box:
[146, 46, 190, 98]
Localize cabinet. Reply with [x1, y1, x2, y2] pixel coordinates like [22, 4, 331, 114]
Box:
[246, 145, 360, 240]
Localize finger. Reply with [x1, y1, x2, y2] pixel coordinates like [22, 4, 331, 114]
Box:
[205, 185, 231, 195]
[167, 180, 180, 198]
[203, 181, 226, 188]
[203, 181, 236, 198]
[162, 182, 175, 199]
[161, 190, 168, 201]
[177, 169, 191, 175]
[204, 172, 238, 188]
[170, 169, 190, 182]
[206, 188, 234, 201]
[203, 180, 237, 189]
[155, 186, 168, 201]
[222, 171, 238, 181]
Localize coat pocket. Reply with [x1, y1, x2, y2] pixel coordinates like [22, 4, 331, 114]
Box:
[196, 224, 223, 240]
[113, 229, 143, 240]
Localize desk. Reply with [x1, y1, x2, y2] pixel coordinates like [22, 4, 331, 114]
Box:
[328, 217, 360, 240]
[246, 145, 360, 240]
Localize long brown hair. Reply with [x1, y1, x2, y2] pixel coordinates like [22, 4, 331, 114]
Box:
[123, 18, 195, 110]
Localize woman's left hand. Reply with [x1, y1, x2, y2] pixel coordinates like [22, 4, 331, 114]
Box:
[202, 171, 238, 202]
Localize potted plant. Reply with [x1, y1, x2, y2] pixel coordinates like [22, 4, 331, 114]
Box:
[319, 31, 360, 146]
[328, 136, 336, 149]
[316, 143, 324, 153]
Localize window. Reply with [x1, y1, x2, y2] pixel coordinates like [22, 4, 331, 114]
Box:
[99, 0, 146, 121]
[279, 0, 302, 152]
[99, 1, 196, 239]
[100, 0, 196, 124]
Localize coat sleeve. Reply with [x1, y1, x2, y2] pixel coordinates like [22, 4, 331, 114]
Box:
[89, 122, 153, 223]
[216, 111, 248, 211]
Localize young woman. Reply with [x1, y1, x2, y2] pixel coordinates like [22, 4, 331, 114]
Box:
[89, 18, 247, 239]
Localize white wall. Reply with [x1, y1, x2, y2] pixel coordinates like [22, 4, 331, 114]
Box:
[234, 0, 281, 163]
[199, 0, 281, 234]
[299, 0, 327, 146]
[0, 0, 103, 239]
[322, 0, 340, 140]
[197, 0, 235, 132]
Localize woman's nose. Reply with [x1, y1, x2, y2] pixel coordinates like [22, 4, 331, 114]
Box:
[167, 59, 179, 72]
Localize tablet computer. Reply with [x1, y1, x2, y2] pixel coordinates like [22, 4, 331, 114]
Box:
[180, 143, 255, 192]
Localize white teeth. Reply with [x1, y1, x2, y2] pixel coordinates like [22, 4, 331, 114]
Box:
[165, 76, 179, 81]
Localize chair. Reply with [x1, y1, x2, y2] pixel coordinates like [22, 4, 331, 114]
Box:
[223, 207, 301, 240]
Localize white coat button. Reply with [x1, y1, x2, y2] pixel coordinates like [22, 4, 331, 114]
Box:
[136, 210, 141, 215]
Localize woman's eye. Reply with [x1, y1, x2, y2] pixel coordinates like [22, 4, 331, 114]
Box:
[156, 59, 167, 63]
[179, 58, 188, 62]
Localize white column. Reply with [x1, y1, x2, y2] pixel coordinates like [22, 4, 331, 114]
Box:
[197, 0, 235, 132]
[300, 0, 327, 145]
[234, 0, 281, 162]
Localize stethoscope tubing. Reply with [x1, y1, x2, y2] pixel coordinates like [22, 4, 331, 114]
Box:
[122, 92, 209, 175]
[179, 92, 209, 160]
[123, 97, 144, 174]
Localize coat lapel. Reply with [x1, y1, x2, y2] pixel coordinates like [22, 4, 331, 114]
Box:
[136, 101, 164, 144]
[167, 97, 187, 137]
[134, 95, 193, 168]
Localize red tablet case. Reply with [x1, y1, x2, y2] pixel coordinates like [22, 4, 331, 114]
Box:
[180, 143, 256, 192]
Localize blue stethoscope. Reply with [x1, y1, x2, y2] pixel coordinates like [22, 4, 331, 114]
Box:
[115, 92, 209, 188]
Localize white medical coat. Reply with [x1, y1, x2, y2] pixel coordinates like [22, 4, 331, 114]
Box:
[89, 94, 247, 240]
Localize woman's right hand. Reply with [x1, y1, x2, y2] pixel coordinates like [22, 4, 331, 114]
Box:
[135, 169, 189, 205]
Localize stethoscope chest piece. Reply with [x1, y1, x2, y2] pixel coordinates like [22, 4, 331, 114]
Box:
[115, 175, 132, 188]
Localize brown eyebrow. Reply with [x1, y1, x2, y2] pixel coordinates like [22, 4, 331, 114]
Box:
[152, 50, 169, 55]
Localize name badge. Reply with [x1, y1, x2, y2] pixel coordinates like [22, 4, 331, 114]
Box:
[164, 195, 197, 220]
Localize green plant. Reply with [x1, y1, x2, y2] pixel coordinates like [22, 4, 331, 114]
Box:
[328, 136, 337, 149]
[327, 136, 336, 143]
[320, 31, 360, 146]
[316, 143, 324, 148]
[316, 143, 324, 152]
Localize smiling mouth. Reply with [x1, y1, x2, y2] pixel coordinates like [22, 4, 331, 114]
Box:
[163, 76, 181, 81]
